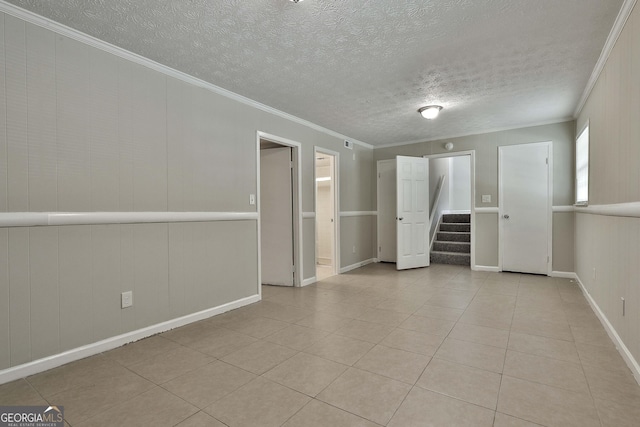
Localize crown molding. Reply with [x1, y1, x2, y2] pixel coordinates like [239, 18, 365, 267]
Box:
[574, 0, 638, 117]
[0, 1, 373, 150]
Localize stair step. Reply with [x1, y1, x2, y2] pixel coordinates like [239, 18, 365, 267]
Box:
[433, 241, 470, 253]
[437, 231, 470, 242]
[442, 213, 470, 224]
[439, 223, 470, 232]
[430, 251, 470, 266]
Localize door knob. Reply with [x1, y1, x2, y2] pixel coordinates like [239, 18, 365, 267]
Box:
[503, 214, 510, 219]
[397, 217, 404, 221]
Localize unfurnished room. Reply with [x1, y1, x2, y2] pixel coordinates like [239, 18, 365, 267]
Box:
[0, 0, 639, 426]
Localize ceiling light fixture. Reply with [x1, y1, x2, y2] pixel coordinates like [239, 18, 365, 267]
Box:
[418, 105, 443, 120]
[289, 0, 303, 3]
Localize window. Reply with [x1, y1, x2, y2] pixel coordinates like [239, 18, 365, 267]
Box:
[576, 124, 589, 205]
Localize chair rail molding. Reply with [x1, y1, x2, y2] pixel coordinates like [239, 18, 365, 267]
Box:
[0, 212, 258, 228]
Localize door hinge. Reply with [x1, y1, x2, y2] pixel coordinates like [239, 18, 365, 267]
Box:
[378, 246, 381, 252]
[378, 172, 381, 179]
[292, 265, 296, 273]
[545, 158, 549, 165]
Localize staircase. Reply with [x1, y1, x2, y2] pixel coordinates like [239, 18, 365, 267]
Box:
[430, 213, 470, 266]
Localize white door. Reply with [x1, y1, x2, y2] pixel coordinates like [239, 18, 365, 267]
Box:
[377, 160, 397, 262]
[260, 147, 294, 286]
[396, 156, 430, 270]
[499, 142, 551, 275]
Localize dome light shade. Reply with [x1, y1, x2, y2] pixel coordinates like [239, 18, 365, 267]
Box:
[418, 105, 443, 119]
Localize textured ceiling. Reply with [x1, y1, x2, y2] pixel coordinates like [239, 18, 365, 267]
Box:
[6, 0, 624, 146]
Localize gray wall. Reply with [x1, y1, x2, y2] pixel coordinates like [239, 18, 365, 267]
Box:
[428, 157, 450, 242]
[374, 121, 575, 272]
[575, 3, 640, 368]
[339, 144, 376, 268]
[0, 13, 376, 370]
[429, 157, 450, 212]
[449, 156, 471, 211]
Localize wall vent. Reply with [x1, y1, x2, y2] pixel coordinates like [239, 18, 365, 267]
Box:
[344, 140, 353, 149]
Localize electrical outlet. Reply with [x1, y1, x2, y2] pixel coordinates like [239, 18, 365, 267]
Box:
[482, 195, 491, 203]
[352, 245, 356, 254]
[592, 268, 596, 280]
[121, 291, 133, 309]
[249, 194, 256, 205]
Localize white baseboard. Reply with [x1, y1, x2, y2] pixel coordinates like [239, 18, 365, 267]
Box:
[473, 265, 500, 272]
[551, 271, 578, 279]
[340, 258, 375, 273]
[575, 275, 640, 386]
[0, 294, 260, 385]
[302, 277, 317, 287]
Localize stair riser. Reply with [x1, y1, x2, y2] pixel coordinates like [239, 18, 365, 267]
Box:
[433, 242, 470, 253]
[442, 214, 470, 223]
[439, 224, 470, 232]
[430, 252, 470, 266]
[437, 232, 470, 242]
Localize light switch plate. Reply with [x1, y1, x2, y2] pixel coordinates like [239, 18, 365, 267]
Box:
[121, 291, 133, 309]
[249, 194, 256, 205]
[482, 195, 491, 203]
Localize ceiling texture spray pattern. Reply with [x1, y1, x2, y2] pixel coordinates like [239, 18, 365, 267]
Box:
[6, 0, 624, 146]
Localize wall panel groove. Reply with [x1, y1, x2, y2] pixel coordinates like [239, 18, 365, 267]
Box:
[5, 15, 28, 212]
[0, 14, 8, 213]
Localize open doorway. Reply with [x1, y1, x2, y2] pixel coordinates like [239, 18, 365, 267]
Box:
[257, 132, 302, 287]
[315, 148, 339, 280]
[424, 151, 475, 267]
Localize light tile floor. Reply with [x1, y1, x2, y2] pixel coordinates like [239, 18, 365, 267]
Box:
[2, 263, 640, 426]
[316, 264, 335, 281]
